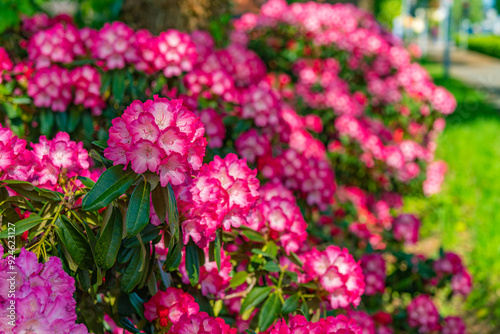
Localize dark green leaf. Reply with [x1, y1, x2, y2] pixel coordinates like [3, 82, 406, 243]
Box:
[258, 293, 281, 331]
[240, 286, 273, 314]
[95, 207, 123, 269]
[82, 165, 136, 211]
[89, 149, 114, 168]
[67, 108, 81, 133]
[185, 241, 200, 286]
[77, 176, 95, 188]
[54, 216, 93, 269]
[151, 185, 167, 225]
[92, 140, 108, 150]
[117, 317, 140, 333]
[166, 183, 179, 238]
[126, 180, 151, 237]
[214, 228, 222, 271]
[120, 249, 143, 293]
[55, 112, 68, 132]
[112, 70, 126, 103]
[263, 261, 280, 273]
[282, 293, 300, 314]
[129, 293, 145, 319]
[241, 229, 266, 243]
[0, 215, 45, 238]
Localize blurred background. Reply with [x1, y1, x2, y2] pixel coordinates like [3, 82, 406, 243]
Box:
[1, 0, 499, 331]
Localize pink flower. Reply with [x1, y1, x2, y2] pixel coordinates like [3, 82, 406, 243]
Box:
[431, 86, 456, 115]
[451, 270, 472, 296]
[301, 246, 365, 309]
[360, 254, 386, 295]
[169, 312, 236, 334]
[197, 109, 226, 149]
[104, 96, 206, 186]
[27, 22, 84, 68]
[92, 22, 138, 69]
[268, 314, 362, 334]
[392, 214, 420, 245]
[245, 182, 307, 254]
[348, 310, 375, 334]
[153, 30, 197, 77]
[0, 248, 88, 333]
[178, 153, 259, 247]
[27, 66, 72, 112]
[423, 161, 447, 196]
[407, 295, 440, 333]
[144, 287, 199, 328]
[180, 249, 232, 298]
[0, 47, 12, 84]
[70, 65, 105, 115]
[442, 316, 466, 334]
[235, 129, 271, 164]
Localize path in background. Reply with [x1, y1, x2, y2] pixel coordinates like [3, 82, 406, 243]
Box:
[428, 45, 500, 108]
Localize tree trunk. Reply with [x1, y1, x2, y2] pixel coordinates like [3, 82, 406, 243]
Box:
[120, 0, 231, 34]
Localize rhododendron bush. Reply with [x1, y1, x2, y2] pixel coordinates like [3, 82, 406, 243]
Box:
[0, 1, 470, 333]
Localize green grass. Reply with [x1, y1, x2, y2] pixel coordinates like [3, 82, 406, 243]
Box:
[405, 61, 500, 330]
[462, 35, 500, 59]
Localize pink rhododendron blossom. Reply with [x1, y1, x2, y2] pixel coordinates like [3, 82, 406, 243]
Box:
[442, 316, 466, 334]
[27, 65, 72, 111]
[196, 108, 226, 148]
[27, 22, 84, 68]
[92, 22, 138, 69]
[153, 30, 197, 77]
[70, 65, 105, 115]
[144, 287, 199, 328]
[180, 249, 232, 297]
[406, 295, 440, 333]
[0, 248, 89, 333]
[245, 182, 307, 254]
[235, 129, 271, 164]
[423, 161, 447, 196]
[348, 310, 375, 334]
[104, 96, 206, 186]
[301, 246, 365, 309]
[392, 214, 420, 245]
[267, 314, 362, 334]
[360, 253, 386, 295]
[178, 153, 259, 247]
[0, 47, 12, 84]
[0, 124, 32, 181]
[169, 312, 236, 334]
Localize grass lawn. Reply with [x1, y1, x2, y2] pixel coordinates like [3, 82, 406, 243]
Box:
[405, 61, 500, 331]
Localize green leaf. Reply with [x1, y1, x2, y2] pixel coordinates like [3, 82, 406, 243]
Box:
[112, 70, 126, 103]
[281, 293, 300, 314]
[120, 249, 143, 293]
[240, 286, 273, 314]
[40, 109, 54, 136]
[163, 234, 182, 271]
[67, 108, 81, 133]
[92, 140, 108, 150]
[123, 225, 160, 248]
[185, 241, 200, 286]
[166, 183, 179, 238]
[95, 207, 123, 269]
[151, 184, 167, 224]
[89, 149, 114, 168]
[0, 215, 45, 239]
[11, 97, 31, 105]
[82, 165, 136, 211]
[55, 112, 68, 132]
[230, 271, 248, 288]
[54, 216, 93, 269]
[126, 180, 151, 237]
[300, 301, 310, 320]
[258, 293, 281, 331]
[77, 176, 95, 188]
[117, 317, 140, 334]
[241, 229, 266, 243]
[214, 228, 222, 271]
[129, 293, 145, 319]
[263, 261, 280, 273]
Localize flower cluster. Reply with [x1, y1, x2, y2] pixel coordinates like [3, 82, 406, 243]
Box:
[301, 246, 365, 309]
[70, 65, 105, 115]
[0, 47, 12, 84]
[0, 123, 31, 181]
[406, 295, 440, 333]
[27, 22, 85, 68]
[144, 287, 199, 329]
[170, 312, 236, 334]
[0, 248, 88, 333]
[267, 314, 362, 334]
[433, 252, 472, 296]
[392, 214, 421, 245]
[360, 253, 386, 295]
[178, 153, 259, 247]
[245, 182, 307, 254]
[104, 96, 206, 186]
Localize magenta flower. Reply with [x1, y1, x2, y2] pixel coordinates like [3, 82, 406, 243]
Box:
[27, 66, 72, 112]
